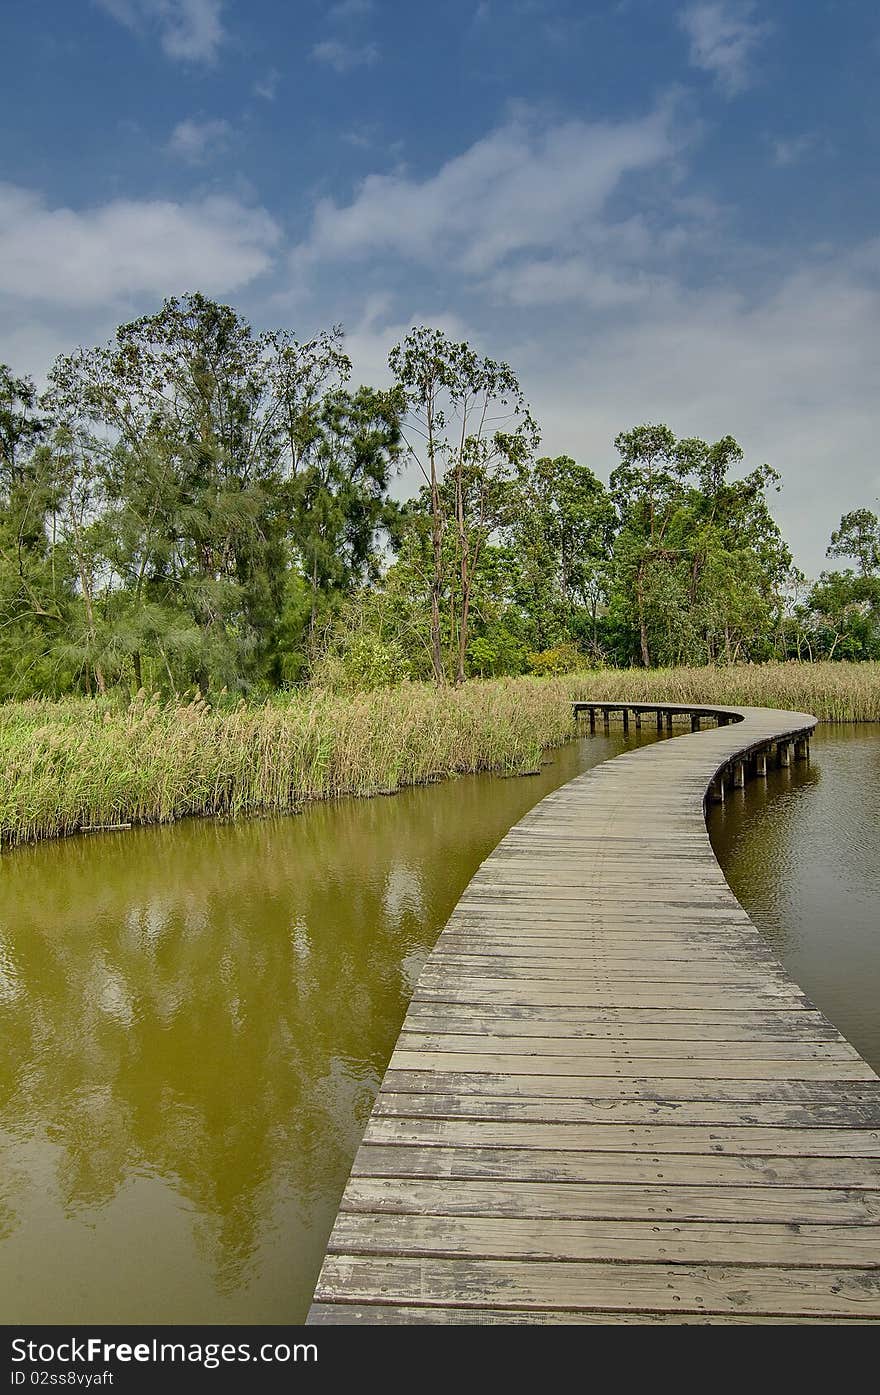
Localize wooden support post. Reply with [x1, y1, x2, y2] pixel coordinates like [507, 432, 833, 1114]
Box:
[666, 711, 673, 732]
[709, 773, 726, 802]
[622, 708, 629, 733]
[603, 708, 610, 732]
[795, 737, 809, 761]
[754, 750, 768, 778]
[778, 741, 791, 767]
[733, 760, 746, 788]
[656, 710, 663, 732]
[589, 707, 595, 734]
[691, 713, 701, 732]
[634, 710, 641, 730]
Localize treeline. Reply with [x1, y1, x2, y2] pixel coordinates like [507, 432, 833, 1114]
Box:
[1, 294, 878, 698]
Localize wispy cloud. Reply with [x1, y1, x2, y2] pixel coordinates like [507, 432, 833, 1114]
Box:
[167, 117, 231, 163]
[293, 107, 682, 283]
[94, 0, 225, 65]
[678, 2, 769, 96]
[0, 183, 278, 307]
[311, 39, 380, 74]
[254, 68, 280, 101]
[312, 0, 379, 75]
[772, 133, 816, 167]
[328, 0, 374, 18]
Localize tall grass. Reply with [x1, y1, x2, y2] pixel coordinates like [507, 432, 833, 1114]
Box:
[567, 661, 880, 724]
[0, 679, 574, 849]
[1, 662, 877, 849]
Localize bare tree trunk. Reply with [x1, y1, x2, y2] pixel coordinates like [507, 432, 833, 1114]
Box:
[455, 466, 469, 686]
[70, 508, 106, 694]
[458, 573, 471, 686]
[310, 552, 319, 641]
[428, 436, 445, 686]
[636, 566, 650, 667]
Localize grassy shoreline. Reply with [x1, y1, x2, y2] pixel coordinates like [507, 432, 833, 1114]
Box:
[1, 662, 877, 850]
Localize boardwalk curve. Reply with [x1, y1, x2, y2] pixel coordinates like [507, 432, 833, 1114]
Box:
[309, 704, 880, 1324]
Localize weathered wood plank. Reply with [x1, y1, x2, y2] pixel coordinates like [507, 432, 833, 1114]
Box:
[327, 1213, 880, 1266]
[362, 1117, 880, 1157]
[388, 1051, 875, 1079]
[352, 1142, 880, 1188]
[395, 1033, 861, 1062]
[373, 1090, 880, 1128]
[338, 1176, 880, 1224]
[308, 1303, 867, 1325]
[315, 1255, 880, 1318]
[382, 1068, 880, 1103]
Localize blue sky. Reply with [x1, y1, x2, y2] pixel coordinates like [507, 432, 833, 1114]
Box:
[1, 0, 879, 572]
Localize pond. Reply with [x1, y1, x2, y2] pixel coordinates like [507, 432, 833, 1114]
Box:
[0, 722, 877, 1322]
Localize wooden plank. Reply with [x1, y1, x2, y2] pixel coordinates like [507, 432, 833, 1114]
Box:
[402, 1001, 840, 1035]
[395, 1033, 861, 1062]
[308, 1303, 866, 1325]
[352, 1142, 880, 1188]
[382, 1069, 880, 1104]
[339, 1176, 880, 1224]
[315, 1255, 880, 1318]
[363, 1117, 880, 1157]
[373, 1091, 880, 1129]
[388, 1052, 875, 1079]
[327, 1213, 880, 1266]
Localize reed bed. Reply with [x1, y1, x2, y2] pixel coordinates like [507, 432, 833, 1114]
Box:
[1, 663, 876, 849]
[0, 678, 573, 849]
[567, 661, 880, 724]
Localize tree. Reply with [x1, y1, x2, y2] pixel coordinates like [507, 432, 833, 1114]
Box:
[607, 425, 791, 666]
[0, 367, 77, 696]
[48, 295, 366, 691]
[389, 328, 538, 684]
[511, 456, 615, 656]
[827, 508, 880, 577]
[287, 384, 403, 644]
[609, 425, 687, 665]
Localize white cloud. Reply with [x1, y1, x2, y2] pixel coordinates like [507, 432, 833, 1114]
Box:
[0, 183, 279, 308]
[167, 117, 231, 162]
[294, 108, 679, 279]
[516, 255, 880, 573]
[95, 0, 225, 64]
[281, 107, 878, 573]
[679, 2, 769, 95]
[311, 39, 380, 73]
[328, 0, 375, 17]
[312, 0, 379, 73]
[254, 68, 280, 101]
[772, 133, 816, 167]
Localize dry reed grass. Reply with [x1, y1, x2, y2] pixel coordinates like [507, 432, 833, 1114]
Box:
[1, 663, 876, 848]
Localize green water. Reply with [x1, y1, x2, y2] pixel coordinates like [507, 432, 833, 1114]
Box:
[1, 723, 877, 1323]
[708, 722, 880, 1072]
[0, 730, 644, 1324]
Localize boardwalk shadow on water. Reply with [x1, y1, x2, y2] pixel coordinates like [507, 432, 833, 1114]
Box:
[0, 729, 645, 1323]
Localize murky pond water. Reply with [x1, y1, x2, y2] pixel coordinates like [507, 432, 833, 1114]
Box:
[708, 722, 880, 1072]
[1, 722, 877, 1322]
[0, 730, 646, 1324]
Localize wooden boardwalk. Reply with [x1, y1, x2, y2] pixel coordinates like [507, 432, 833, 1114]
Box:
[309, 704, 880, 1324]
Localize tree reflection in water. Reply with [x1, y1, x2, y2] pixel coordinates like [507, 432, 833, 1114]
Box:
[0, 732, 633, 1321]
